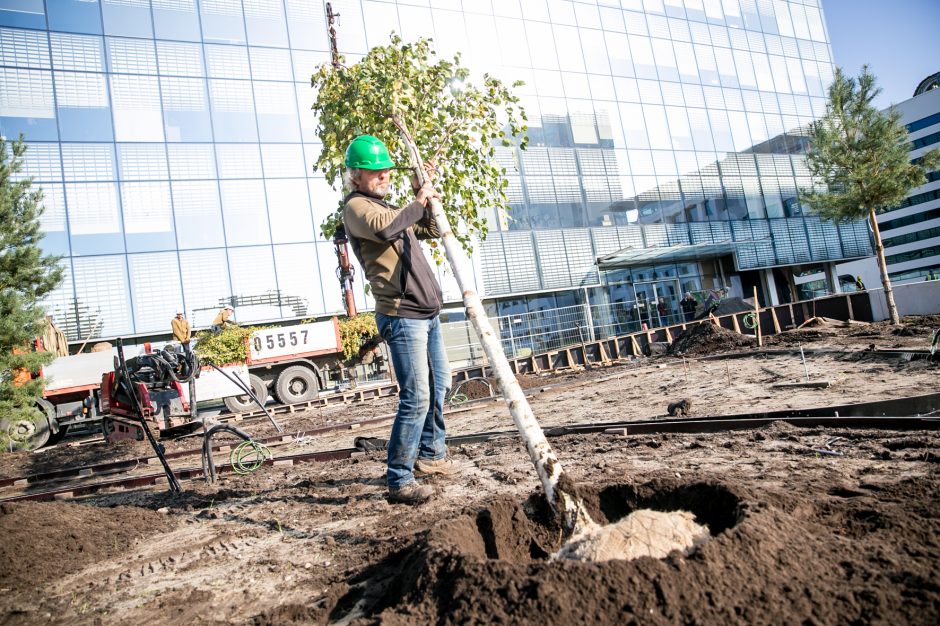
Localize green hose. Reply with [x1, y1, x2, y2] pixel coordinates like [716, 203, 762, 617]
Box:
[449, 392, 469, 405]
[231, 440, 271, 475]
[742, 312, 758, 329]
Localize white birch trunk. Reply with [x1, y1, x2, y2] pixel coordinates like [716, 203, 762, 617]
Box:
[393, 117, 593, 534]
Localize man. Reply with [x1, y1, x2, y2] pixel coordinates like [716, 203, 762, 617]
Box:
[680, 292, 697, 322]
[700, 287, 726, 318]
[171, 311, 191, 353]
[341, 134, 455, 504]
[855, 276, 866, 291]
[211, 306, 234, 333]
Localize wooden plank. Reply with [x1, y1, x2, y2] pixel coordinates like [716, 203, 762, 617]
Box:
[772, 381, 832, 389]
[771, 307, 782, 334]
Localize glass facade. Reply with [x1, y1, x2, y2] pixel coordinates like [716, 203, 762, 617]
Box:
[0, 0, 871, 342]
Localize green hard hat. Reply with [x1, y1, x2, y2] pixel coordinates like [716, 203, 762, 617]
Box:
[344, 135, 395, 170]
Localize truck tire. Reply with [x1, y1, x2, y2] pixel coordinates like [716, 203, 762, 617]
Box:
[223, 374, 268, 414]
[274, 365, 319, 404]
[1, 405, 52, 451]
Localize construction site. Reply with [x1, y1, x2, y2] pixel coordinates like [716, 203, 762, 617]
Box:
[0, 298, 937, 625]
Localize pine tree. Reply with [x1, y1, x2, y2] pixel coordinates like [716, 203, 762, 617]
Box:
[800, 67, 940, 324]
[0, 136, 64, 449]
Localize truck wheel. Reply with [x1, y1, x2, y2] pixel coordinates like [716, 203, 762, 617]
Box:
[37, 398, 70, 446]
[224, 374, 268, 414]
[1, 407, 51, 451]
[275, 366, 319, 404]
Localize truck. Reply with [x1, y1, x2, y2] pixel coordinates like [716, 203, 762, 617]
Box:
[3, 318, 384, 450]
[222, 317, 386, 413]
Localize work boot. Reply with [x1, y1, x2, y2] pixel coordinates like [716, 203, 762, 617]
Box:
[387, 482, 433, 504]
[414, 457, 460, 477]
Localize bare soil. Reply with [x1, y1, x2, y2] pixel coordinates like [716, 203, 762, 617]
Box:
[0, 316, 938, 625]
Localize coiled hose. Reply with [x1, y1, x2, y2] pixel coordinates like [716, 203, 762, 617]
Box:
[231, 440, 272, 475]
[742, 312, 758, 329]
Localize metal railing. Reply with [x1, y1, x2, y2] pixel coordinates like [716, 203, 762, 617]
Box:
[442, 301, 671, 368]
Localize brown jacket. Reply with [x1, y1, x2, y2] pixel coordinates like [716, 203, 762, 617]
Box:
[171, 317, 191, 343]
[211, 309, 232, 326]
[342, 192, 443, 318]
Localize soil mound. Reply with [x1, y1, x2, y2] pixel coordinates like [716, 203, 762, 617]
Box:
[764, 328, 836, 346]
[0, 501, 174, 589]
[668, 323, 756, 356]
[328, 477, 939, 625]
[330, 480, 743, 624]
[709, 296, 755, 317]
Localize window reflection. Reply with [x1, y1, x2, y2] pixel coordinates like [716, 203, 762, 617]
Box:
[122, 181, 176, 252]
[172, 181, 225, 249]
[161, 76, 213, 142]
[153, 0, 201, 41]
[274, 243, 324, 316]
[267, 179, 313, 244]
[227, 246, 279, 322]
[1, 68, 58, 140]
[244, 0, 288, 47]
[200, 0, 246, 44]
[101, 0, 153, 38]
[128, 252, 183, 333]
[180, 249, 232, 327]
[209, 79, 257, 141]
[255, 81, 301, 141]
[47, 0, 102, 35]
[54, 71, 113, 141]
[220, 180, 271, 246]
[111, 75, 163, 141]
[72, 255, 133, 336]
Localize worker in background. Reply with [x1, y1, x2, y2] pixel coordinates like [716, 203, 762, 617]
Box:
[680, 292, 697, 322]
[211, 306, 235, 333]
[700, 287, 727, 318]
[925, 270, 938, 281]
[855, 276, 866, 291]
[41, 315, 69, 357]
[342, 134, 454, 505]
[171, 311, 191, 353]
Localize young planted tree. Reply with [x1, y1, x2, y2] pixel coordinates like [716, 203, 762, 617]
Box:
[0, 136, 64, 450]
[311, 36, 707, 561]
[800, 66, 940, 324]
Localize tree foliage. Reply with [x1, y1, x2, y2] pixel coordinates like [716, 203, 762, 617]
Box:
[0, 136, 64, 431]
[194, 325, 260, 366]
[336, 313, 378, 361]
[310, 34, 527, 254]
[800, 67, 940, 324]
[800, 67, 940, 223]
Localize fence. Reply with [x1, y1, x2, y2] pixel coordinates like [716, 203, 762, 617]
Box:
[442, 301, 672, 368]
[440, 284, 938, 370]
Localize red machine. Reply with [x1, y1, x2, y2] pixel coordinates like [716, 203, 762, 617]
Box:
[99, 344, 199, 444]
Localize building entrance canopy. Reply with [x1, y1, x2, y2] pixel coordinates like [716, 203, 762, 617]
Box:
[596, 241, 748, 270]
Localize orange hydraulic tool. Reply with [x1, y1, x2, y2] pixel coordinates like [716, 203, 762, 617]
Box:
[333, 224, 357, 317]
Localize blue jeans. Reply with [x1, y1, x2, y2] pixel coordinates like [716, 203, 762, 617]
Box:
[376, 313, 451, 489]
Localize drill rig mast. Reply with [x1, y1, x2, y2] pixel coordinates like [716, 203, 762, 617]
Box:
[326, 2, 358, 318]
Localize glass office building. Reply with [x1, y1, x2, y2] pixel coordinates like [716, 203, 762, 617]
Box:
[0, 0, 871, 342]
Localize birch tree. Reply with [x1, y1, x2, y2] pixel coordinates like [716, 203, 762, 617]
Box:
[310, 36, 600, 530]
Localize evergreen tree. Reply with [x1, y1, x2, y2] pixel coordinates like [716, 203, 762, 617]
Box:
[800, 67, 940, 324]
[0, 136, 64, 449]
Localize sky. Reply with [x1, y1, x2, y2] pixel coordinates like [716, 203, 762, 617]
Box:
[822, 0, 940, 109]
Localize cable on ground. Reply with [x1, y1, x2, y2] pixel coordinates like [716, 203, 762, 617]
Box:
[231, 440, 272, 475]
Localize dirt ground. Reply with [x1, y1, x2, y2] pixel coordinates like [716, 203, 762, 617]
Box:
[0, 316, 938, 625]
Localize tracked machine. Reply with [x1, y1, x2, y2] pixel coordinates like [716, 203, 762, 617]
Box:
[99, 342, 201, 444]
